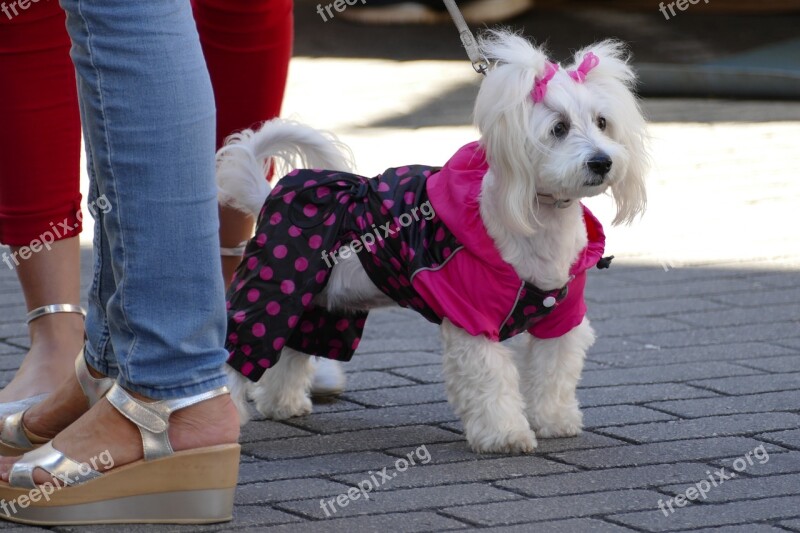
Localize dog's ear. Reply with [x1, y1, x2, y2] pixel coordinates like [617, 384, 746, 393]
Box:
[474, 30, 550, 235]
[571, 41, 649, 225]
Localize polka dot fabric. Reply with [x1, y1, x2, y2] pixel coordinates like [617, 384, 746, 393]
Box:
[226, 165, 452, 381]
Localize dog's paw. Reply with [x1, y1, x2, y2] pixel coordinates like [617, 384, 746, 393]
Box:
[252, 391, 313, 420]
[529, 407, 583, 438]
[469, 427, 538, 454]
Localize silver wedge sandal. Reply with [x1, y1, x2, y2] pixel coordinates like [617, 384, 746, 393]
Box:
[0, 304, 87, 419]
[0, 383, 240, 525]
[0, 350, 114, 456]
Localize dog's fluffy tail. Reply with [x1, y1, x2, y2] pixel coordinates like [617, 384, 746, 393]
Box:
[216, 119, 355, 217]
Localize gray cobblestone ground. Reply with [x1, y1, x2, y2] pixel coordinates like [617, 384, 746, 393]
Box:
[1, 3, 799, 533]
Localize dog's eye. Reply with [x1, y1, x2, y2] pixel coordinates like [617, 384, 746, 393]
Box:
[552, 122, 569, 139]
[597, 117, 607, 131]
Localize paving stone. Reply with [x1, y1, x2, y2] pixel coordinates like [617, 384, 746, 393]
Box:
[611, 494, 800, 532]
[480, 518, 639, 532]
[672, 526, 792, 533]
[602, 267, 750, 286]
[353, 337, 441, 356]
[550, 437, 786, 469]
[661, 473, 799, 503]
[415, 432, 627, 459]
[342, 383, 446, 407]
[1, 336, 28, 349]
[712, 451, 800, 476]
[583, 405, 677, 428]
[688, 372, 800, 394]
[278, 483, 519, 519]
[440, 489, 662, 526]
[497, 462, 712, 497]
[578, 383, 719, 408]
[235, 478, 351, 504]
[0, 343, 24, 356]
[346, 350, 441, 370]
[630, 321, 800, 348]
[237, 452, 403, 483]
[51, 506, 301, 533]
[344, 370, 417, 391]
[285, 402, 457, 434]
[775, 337, 800, 350]
[391, 364, 442, 384]
[649, 390, 800, 418]
[243, 511, 465, 532]
[586, 278, 766, 303]
[243, 425, 461, 460]
[711, 286, 800, 307]
[0, 323, 26, 339]
[239, 420, 315, 443]
[757, 429, 800, 449]
[332, 455, 575, 489]
[587, 297, 726, 321]
[599, 413, 800, 443]
[588, 342, 794, 368]
[742, 354, 800, 373]
[535, 432, 629, 453]
[588, 336, 648, 354]
[590, 317, 691, 337]
[306, 398, 366, 414]
[673, 302, 800, 328]
[780, 519, 800, 532]
[580, 362, 759, 387]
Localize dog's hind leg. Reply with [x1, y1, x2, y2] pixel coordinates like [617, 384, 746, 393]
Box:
[250, 347, 315, 420]
[519, 318, 595, 438]
[441, 319, 536, 454]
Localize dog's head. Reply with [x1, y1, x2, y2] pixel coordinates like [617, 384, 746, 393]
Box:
[474, 30, 649, 235]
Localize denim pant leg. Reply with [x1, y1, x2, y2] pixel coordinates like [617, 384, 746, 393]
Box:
[61, 0, 228, 399]
[81, 123, 118, 378]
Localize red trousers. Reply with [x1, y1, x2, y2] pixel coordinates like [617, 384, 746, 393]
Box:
[0, 0, 293, 246]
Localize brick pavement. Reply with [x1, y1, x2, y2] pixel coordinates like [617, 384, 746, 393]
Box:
[2, 5, 800, 533]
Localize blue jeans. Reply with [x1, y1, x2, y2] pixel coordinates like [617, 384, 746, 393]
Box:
[61, 0, 229, 399]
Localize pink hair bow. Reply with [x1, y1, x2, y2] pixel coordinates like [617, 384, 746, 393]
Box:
[531, 61, 559, 103]
[568, 52, 600, 83]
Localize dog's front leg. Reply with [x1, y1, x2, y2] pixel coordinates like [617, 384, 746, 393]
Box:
[519, 318, 595, 438]
[441, 320, 536, 454]
[250, 347, 314, 420]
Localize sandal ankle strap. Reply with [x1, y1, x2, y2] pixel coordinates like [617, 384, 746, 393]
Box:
[75, 351, 114, 406]
[26, 304, 86, 324]
[106, 383, 229, 461]
[220, 241, 248, 257]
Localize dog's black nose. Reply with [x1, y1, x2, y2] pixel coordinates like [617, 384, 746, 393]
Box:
[587, 154, 612, 177]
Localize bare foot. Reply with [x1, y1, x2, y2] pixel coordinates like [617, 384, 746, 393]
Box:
[0, 391, 240, 485]
[0, 313, 84, 403]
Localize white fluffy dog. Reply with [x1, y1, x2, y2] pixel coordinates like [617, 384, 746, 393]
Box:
[218, 30, 648, 454]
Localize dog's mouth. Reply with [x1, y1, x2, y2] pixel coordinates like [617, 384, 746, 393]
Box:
[583, 175, 606, 187]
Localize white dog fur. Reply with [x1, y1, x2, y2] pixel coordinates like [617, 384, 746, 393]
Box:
[218, 30, 649, 454]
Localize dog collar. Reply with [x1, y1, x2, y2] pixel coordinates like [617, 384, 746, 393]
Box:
[536, 194, 573, 209]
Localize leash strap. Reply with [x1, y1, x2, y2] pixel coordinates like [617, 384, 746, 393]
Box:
[442, 0, 488, 75]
